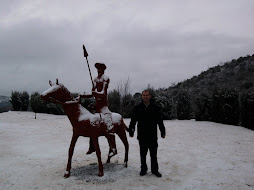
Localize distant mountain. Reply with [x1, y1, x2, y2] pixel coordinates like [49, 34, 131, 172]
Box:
[0, 96, 12, 113]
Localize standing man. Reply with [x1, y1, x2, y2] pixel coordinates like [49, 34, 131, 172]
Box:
[80, 63, 117, 157]
[129, 90, 166, 177]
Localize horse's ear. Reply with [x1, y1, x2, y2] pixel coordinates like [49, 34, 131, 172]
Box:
[49, 80, 52, 86]
[56, 78, 59, 85]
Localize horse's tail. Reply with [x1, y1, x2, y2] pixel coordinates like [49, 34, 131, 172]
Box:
[124, 124, 129, 132]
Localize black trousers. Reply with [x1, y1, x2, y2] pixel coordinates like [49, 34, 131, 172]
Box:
[139, 140, 158, 173]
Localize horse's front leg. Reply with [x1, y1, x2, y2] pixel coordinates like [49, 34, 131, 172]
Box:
[64, 134, 79, 178]
[91, 136, 104, 177]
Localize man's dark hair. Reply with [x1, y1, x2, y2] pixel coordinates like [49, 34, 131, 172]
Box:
[142, 89, 151, 95]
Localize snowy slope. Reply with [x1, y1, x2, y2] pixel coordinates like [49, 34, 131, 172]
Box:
[0, 111, 253, 190]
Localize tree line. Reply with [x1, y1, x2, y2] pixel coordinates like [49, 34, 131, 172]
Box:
[9, 54, 254, 130]
[9, 85, 254, 131]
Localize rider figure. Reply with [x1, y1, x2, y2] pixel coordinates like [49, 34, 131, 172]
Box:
[80, 63, 117, 157]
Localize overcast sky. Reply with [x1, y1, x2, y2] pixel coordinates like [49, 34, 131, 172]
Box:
[1, 0, 254, 96]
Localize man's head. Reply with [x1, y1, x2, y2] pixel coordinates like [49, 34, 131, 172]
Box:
[142, 90, 151, 105]
[95, 63, 106, 77]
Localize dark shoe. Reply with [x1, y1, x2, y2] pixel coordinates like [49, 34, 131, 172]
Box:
[86, 149, 95, 155]
[152, 171, 162, 177]
[140, 170, 147, 176]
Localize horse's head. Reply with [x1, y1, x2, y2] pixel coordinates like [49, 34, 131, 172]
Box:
[41, 79, 73, 103]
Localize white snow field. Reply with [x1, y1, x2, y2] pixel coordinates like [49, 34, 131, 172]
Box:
[0, 111, 253, 190]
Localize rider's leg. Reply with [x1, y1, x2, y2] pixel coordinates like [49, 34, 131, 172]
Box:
[104, 112, 117, 157]
[107, 132, 117, 156]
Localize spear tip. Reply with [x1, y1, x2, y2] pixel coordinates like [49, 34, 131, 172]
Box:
[83, 44, 88, 57]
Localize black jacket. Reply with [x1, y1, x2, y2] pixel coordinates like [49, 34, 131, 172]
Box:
[129, 101, 166, 142]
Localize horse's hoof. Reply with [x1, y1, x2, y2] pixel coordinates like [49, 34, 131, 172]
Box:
[98, 172, 104, 177]
[64, 171, 70, 178]
[86, 149, 95, 155]
[124, 162, 128, 168]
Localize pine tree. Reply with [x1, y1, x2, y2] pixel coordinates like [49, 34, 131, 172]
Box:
[20, 91, 30, 111]
[10, 91, 22, 111]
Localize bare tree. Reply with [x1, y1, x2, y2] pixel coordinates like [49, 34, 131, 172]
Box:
[117, 76, 132, 98]
[115, 76, 132, 116]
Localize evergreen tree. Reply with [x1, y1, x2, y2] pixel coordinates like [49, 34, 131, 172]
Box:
[223, 90, 239, 125]
[20, 91, 30, 111]
[155, 93, 173, 120]
[195, 93, 212, 121]
[211, 89, 223, 123]
[122, 94, 134, 118]
[10, 91, 22, 111]
[133, 92, 141, 105]
[177, 91, 191, 120]
[31, 92, 47, 118]
[108, 90, 121, 113]
[211, 88, 239, 125]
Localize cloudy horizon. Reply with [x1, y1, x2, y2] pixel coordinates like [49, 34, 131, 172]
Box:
[1, 0, 254, 97]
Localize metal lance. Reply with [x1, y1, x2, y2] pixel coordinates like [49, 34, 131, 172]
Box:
[83, 45, 95, 89]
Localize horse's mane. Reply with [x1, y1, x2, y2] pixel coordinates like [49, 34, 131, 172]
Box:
[59, 83, 74, 101]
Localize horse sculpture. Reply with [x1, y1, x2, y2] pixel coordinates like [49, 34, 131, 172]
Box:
[41, 79, 129, 177]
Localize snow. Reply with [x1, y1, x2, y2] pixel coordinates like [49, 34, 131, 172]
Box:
[111, 113, 122, 124]
[78, 105, 95, 122]
[65, 100, 78, 104]
[94, 74, 109, 83]
[0, 111, 254, 190]
[78, 106, 121, 129]
[41, 85, 61, 96]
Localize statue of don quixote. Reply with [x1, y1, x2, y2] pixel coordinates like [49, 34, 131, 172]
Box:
[41, 45, 129, 177]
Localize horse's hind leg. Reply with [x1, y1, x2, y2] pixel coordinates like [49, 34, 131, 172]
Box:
[64, 134, 79, 178]
[117, 128, 129, 167]
[91, 136, 104, 177]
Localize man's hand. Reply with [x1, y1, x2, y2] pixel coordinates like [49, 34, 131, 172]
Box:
[129, 134, 134, 138]
[162, 135, 165, 138]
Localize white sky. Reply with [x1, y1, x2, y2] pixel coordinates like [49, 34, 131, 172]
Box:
[1, 0, 254, 96]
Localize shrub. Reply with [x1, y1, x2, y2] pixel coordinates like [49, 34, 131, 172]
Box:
[240, 93, 254, 130]
[211, 89, 239, 125]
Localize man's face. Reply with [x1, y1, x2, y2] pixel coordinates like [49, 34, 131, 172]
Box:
[97, 68, 104, 77]
[142, 91, 151, 104]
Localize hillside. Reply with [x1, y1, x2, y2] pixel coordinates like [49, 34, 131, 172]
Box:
[151, 54, 254, 128]
[0, 95, 12, 113]
[169, 54, 254, 95]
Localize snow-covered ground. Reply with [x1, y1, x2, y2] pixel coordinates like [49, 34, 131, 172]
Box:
[0, 111, 253, 190]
